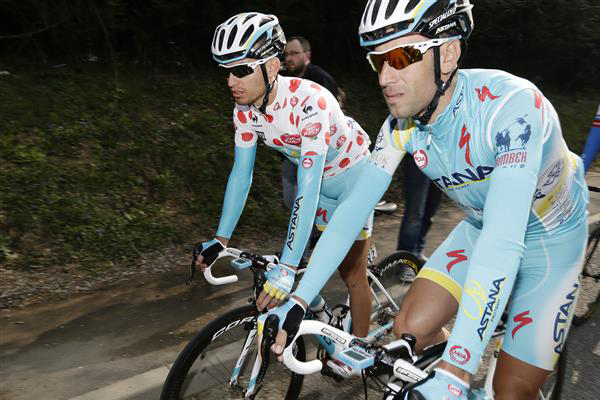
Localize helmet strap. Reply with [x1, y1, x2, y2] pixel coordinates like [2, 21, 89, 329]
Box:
[415, 46, 458, 125]
[258, 63, 274, 114]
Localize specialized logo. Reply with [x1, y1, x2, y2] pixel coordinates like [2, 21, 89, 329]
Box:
[459, 124, 473, 167]
[302, 157, 313, 168]
[429, 8, 456, 28]
[432, 165, 494, 189]
[289, 79, 301, 93]
[281, 134, 302, 146]
[412, 149, 428, 169]
[477, 278, 506, 341]
[446, 249, 467, 273]
[475, 86, 500, 102]
[449, 345, 471, 365]
[511, 310, 533, 339]
[316, 207, 328, 223]
[553, 283, 578, 353]
[286, 196, 303, 251]
[301, 122, 322, 138]
[534, 91, 543, 109]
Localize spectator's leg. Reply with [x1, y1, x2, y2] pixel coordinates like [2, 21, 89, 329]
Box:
[397, 157, 430, 255]
[417, 182, 443, 254]
[281, 157, 298, 210]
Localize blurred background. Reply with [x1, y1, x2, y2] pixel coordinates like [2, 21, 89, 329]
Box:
[1, 0, 599, 273]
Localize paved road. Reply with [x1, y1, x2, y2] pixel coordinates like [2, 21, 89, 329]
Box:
[1, 172, 599, 400]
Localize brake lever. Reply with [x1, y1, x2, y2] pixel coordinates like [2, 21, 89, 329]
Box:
[257, 314, 279, 383]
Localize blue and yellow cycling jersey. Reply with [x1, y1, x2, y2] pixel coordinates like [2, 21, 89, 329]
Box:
[371, 69, 587, 237]
[293, 68, 588, 373]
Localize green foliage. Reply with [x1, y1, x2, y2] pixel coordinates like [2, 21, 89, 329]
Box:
[0, 66, 289, 270]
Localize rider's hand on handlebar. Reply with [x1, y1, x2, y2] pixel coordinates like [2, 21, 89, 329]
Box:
[193, 237, 227, 271]
[257, 297, 307, 362]
[256, 263, 296, 310]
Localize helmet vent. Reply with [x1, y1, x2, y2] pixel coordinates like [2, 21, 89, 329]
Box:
[241, 25, 254, 45]
[218, 29, 226, 51]
[259, 16, 272, 27]
[362, 0, 374, 26]
[371, 0, 383, 26]
[243, 13, 257, 24]
[385, 0, 400, 19]
[227, 25, 238, 48]
[404, 0, 421, 14]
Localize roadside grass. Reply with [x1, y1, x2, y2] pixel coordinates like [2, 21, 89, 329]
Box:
[0, 64, 595, 271]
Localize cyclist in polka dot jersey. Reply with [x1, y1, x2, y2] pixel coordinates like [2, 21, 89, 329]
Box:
[194, 12, 375, 338]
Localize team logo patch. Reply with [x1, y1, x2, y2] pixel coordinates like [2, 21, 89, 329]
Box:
[302, 158, 313, 168]
[290, 96, 298, 107]
[281, 134, 301, 146]
[301, 122, 322, 137]
[413, 150, 428, 169]
[449, 345, 471, 365]
[447, 384, 462, 397]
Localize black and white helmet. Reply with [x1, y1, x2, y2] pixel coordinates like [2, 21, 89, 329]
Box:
[212, 12, 286, 64]
[359, 0, 473, 49]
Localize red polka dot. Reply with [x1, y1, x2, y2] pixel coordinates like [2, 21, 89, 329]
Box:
[311, 83, 321, 91]
[265, 114, 273, 123]
[304, 151, 318, 156]
[318, 97, 327, 110]
[339, 158, 350, 168]
[346, 141, 353, 152]
[289, 112, 294, 125]
[324, 166, 333, 172]
[237, 111, 247, 124]
[248, 111, 253, 120]
[290, 79, 301, 92]
[325, 132, 331, 145]
[295, 115, 300, 127]
[241, 132, 253, 142]
[273, 139, 283, 146]
[357, 135, 364, 145]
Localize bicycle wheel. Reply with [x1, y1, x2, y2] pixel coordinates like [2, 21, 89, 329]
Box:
[161, 304, 305, 400]
[371, 251, 423, 318]
[573, 224, 600, 326]
[537, 340, 568, 400]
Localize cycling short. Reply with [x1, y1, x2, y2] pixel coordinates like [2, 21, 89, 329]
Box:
[418, 219, 587, 370]
[315, 158, 373, 240]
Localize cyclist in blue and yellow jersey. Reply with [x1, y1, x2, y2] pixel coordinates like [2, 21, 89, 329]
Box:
[262, 1, 589, 399]
[194, 12, 375, 338]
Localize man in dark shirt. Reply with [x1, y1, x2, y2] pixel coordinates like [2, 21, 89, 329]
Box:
[283, 36, 339, 100]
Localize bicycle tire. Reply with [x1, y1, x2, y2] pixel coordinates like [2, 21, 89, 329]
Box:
[538, 339, 568, 400]
[371, 251, 423, 318]
[572, 224, 600, 326]
[161, 304, 305, 400]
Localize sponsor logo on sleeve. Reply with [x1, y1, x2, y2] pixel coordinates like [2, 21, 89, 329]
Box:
[412, 149, 428, 169]
[449, 345, 471, 365]
[301, 122, 322, 138]
[286, 196, 303, 251]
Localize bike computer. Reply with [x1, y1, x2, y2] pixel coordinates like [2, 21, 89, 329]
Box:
[336, 346, 374, 370]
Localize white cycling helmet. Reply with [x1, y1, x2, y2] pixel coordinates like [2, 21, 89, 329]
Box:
[212, 12, 286, 64]
[359, 0, 473, 49]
